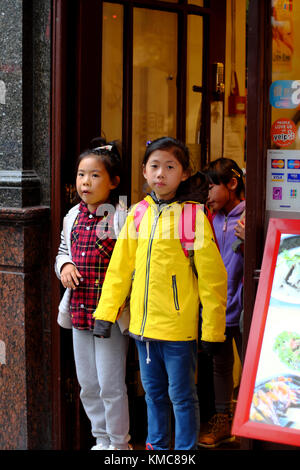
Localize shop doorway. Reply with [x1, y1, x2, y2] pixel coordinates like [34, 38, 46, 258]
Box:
[51, 0, 248, 450]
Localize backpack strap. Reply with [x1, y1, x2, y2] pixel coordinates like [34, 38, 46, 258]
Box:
[134, 199, 149, 232]
[178, 203, 203, 257]
[179, 203, 205, 278]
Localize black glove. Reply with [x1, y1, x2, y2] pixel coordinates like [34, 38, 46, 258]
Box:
[200, 340, 223, 356]
[93, 319, 113, 338]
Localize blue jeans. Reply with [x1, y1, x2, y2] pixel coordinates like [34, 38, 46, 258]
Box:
[135, 339, 199, 450]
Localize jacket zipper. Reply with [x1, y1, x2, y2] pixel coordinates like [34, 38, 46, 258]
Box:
[140, 209, 161, 336]
[172, 275, 180, 311]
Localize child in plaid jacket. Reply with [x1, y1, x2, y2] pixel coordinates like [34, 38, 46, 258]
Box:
[55, 138, 131, 450]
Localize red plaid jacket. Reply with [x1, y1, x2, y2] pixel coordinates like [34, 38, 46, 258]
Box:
[70, 202, 116, 330]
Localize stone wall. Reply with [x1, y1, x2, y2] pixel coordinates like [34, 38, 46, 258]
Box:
[0, 0, 52, 449]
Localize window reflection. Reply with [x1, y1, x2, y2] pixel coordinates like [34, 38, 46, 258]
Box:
[101, 3, 123, 141]
[186, 14, 203, 173]
[132, 8, 177, 203]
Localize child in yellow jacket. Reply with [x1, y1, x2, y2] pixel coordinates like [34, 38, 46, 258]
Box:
[93, 137, 227, 450]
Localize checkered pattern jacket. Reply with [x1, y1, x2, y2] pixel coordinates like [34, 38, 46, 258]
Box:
[55, 202, 128, 331]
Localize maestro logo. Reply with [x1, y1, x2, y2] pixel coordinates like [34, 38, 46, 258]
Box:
[287, 159, 300, 169]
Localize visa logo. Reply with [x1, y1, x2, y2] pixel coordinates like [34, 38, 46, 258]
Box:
[271, 173, 284, 181]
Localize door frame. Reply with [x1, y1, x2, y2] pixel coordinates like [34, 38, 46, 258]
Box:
[243, 0, 271, 350]
[51, 0, 64, 449]
[241, 0, 272, 449]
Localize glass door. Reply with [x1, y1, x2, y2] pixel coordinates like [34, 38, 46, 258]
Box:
[101, 3, 124, 142]
[186, 13, 204, 174]
[100, 1, 214, 205]
[132, 8, 178, 202]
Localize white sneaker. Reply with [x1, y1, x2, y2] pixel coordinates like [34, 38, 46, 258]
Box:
[108, 444, 133, 450]
[91, 442, 109, 450]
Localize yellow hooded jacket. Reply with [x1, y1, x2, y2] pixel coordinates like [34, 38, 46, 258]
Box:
[94, 196, 227, 342]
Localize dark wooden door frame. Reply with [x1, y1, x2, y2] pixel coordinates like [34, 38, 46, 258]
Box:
[51, 0, 92, 450]
[51, 0, 64, 449]
[243, 0, 271, 350]
[241, 0, 272, 450]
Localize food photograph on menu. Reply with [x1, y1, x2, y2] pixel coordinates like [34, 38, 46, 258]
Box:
[250, 234, 300, 430]
[232, 219, 300, 446]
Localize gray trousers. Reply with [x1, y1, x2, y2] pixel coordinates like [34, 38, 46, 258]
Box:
[72, 324, 130, 449]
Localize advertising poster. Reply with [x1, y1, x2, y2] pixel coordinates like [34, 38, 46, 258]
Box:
[266, 149, 300, 212]
[232, 219, 300, 446]
[272, 0, 294, 73]
[271, 118, 297, 146]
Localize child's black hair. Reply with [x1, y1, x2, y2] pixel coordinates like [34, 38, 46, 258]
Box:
[76, 137, 123, 206]
[142, 137, 208, 203]
[204, 157, 245, 198]
[176, 171, 209, 203]
[143, 137, 190, 171]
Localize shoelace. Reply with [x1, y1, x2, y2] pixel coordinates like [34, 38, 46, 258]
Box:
[208, 414, 228, 434]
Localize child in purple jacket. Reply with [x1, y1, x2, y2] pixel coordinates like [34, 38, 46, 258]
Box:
[199, 158, 245, 448]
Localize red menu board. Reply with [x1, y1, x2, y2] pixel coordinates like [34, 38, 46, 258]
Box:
[232, 218, 300, 447]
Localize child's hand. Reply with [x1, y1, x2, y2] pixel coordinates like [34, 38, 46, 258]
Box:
[60, 263, 81, 289]
[234, 219, 245, 241]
